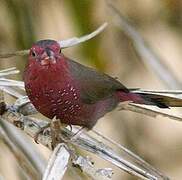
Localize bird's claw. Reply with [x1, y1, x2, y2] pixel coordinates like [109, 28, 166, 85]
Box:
[34, 123, 51, 144]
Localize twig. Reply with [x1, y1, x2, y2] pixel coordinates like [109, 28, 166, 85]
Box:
[1, 120, 46, 175]
[0, 78, 24, 88]
[0, 23, 108, 59]
[43, 144, 70, 180]
[0, 86, 24, 99]
[1, 110, 158, 180]
[59, 22, 108, 48]
[0, 50, 30, 59]
[119, 102, 182, 122]
[71, 154, 113, 180]
[0, 124, 40, 180]
[92, 129, 169, 180]
[1, 113, 115, 180]
[0, 88, 46, 176]
[0, 67, 20, 76]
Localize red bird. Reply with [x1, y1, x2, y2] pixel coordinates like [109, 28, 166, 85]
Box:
[24, 39, 169, 129]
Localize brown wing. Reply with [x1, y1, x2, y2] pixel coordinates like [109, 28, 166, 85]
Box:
[67, 58, 129, 104]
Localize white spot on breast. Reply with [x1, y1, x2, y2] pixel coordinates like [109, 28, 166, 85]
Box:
[52, 108, 57, 112]
[70, 110, 75, 114]
[58, 101, 63, 105]
[49, 89, 54, 93]
[65, 100, 69, 104]
[75, 104, 79, 107]
[57, 99, 62, 103]
[73, 92, 78, 99]
[69, 105, 74, 110]
[61, 92, 66, 96]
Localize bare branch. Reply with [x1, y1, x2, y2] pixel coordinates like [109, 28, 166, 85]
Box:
[0, 78, 24, 88]
[1, 113, 115, 180]
[0, 87, 46, 176]
[118, 102, 182, 122]
[1, 120, 46, 174]
[1, 110, 158, 180]
[43, 144, 70, 180]
[0, 123, 40, 180]
[92, 129, 169, 180]
[0, 50, 30, 59]
[0, 23, 108, 59]
[59, 22, 108, 48]
[71, 154, 113, 180]
[0, 67, 20, 76]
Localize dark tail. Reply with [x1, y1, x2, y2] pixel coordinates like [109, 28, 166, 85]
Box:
[134, 93, 169, 108]
[117, 91, 170, 108]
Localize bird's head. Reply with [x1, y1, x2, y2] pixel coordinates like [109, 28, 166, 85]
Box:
[28, 39, 62, 66]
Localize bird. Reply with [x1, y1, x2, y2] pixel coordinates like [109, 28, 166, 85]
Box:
[24, 39, 178, 132]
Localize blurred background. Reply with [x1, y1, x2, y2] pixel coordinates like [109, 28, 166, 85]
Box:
[1, 0, 182, 179]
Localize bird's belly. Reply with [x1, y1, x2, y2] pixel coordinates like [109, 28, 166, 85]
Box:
[26, 81, 117, 129]
[55, 97, 117, 129]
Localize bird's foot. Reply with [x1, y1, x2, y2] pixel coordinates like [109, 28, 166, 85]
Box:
[34, 117, 63, 149]
[34, 123, 51, 144]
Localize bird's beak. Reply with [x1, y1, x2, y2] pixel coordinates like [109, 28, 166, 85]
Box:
[40, 49, 56, 66]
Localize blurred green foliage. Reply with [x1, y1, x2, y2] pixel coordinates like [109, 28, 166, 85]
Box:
[65, 0, 105, 70]
[4, 0, 36, 49]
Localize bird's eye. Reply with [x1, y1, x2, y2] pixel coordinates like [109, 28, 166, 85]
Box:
[59, 49, 61, 53]
[31, 51, 36, 57]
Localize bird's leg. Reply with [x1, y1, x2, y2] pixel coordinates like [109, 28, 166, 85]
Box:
[34, 123, 51, 144]
[34, 116, 63, 148]
[50, 116, 63, 149]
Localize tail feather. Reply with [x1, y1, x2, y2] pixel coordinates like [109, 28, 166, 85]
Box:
[116, 91, 182, 108]
[129, 90, 182, 107]
[118, 89, 182, 108]
[136, 93, 169, 108]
